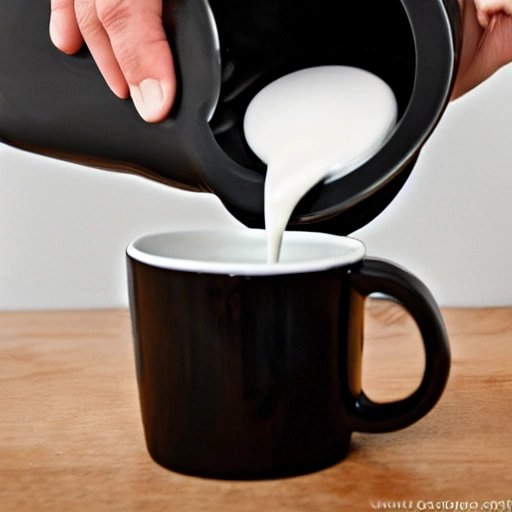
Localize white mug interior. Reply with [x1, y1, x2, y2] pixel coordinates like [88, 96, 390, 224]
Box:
[127, 229, 365, 276]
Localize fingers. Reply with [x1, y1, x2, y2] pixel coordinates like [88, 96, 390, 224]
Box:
[451, 0, 484, 99]
[95, 0, 176, 122]
[453, 0, 512, 99]
[462, 13, 512, 93]
[75, 0, 130, 100]
[50, 0, 83, 54]
[474, 0, 512, 27]
[50, 0, 176, 123]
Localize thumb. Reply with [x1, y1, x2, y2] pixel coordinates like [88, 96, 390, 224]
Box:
[97, 0, 176, 123]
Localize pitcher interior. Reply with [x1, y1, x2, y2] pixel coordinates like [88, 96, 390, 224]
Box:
[208, 0, 416, 173]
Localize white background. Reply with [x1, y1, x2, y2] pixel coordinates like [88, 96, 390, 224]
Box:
[1, 67, 512, 310]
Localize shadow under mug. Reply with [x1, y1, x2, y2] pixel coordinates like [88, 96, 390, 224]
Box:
[126, 229, 450, 480]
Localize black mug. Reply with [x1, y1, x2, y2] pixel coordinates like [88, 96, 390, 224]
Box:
[127, 229, 450, 480]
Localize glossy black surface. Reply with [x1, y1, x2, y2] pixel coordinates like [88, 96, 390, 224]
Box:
[0, 0, 460, 233]
[127, 256, 450, 479]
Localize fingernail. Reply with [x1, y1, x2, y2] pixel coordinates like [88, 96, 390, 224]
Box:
[130, 79, 165, 123]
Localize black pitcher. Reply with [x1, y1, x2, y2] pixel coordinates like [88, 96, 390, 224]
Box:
[0, 0, 461, 232]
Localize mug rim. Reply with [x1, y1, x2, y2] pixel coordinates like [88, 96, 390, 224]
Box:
[126, 228, 366, 276]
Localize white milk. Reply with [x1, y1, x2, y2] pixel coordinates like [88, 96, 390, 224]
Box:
[243, 66, 398, 263]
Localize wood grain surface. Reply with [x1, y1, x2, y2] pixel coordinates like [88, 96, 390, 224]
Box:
[1, 302, 512, 511]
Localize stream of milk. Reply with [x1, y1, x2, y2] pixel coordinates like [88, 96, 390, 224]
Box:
[243, 66, 398, 263]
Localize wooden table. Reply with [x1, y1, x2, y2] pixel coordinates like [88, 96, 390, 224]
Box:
[2, 303, 512, 511]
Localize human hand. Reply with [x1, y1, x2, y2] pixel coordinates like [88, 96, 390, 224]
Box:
[49, 0, 176, 122]
[452, 0, 512, 99]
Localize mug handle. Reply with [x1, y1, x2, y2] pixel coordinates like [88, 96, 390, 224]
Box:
[345, 258, 450, 433]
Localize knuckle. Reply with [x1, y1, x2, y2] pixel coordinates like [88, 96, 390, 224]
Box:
[96, 0, 132, 34]
[74, 0, 97, 31]
[51, 0, 74, 14]
[115, 49, 142, 79]
[115, 38, 168, 82]
[50, 5, 67, 15]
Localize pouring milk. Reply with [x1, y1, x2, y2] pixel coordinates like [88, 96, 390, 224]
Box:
[243, 66, 398, 263]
